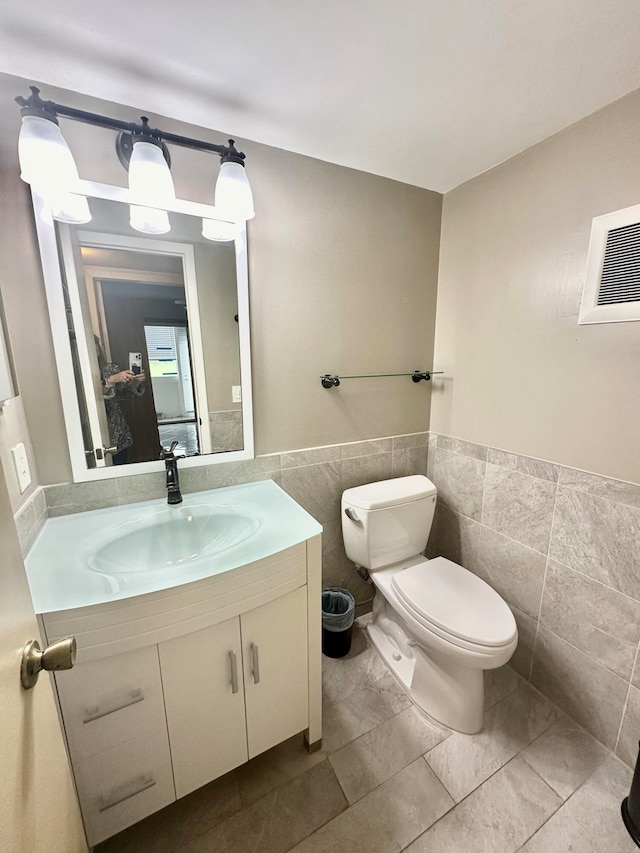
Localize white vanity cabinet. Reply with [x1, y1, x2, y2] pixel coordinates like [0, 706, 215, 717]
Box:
[160, 586, 309, 798]
[41, 536, 322, 847]
[26, 481, 323, 847]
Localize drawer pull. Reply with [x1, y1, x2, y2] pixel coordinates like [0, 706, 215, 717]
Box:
[229, 650, 239, 694]
[83, 689, 144, 723]
[98, 775, 156, 812]
[250, 642, 260, 685]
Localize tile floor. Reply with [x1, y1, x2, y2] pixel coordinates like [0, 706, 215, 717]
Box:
[96, 622, 636, 853]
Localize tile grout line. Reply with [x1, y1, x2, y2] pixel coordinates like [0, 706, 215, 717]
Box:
[438, 500, 552, 560]
[513, 746, 614, 853]
[528, 480, 559, 682]
[434, 431, 640, 499]
[614, 635, 640, 757]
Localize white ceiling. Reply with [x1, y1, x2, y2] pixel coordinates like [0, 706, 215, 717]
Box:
[2, 1, 640, 193]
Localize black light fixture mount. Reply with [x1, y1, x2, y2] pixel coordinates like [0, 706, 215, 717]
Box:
[15, 86, 248, 171]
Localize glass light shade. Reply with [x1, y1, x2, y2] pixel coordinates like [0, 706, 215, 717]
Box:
[129, 205, 171, 235]
[128, 139, 175, 234]
[201, 218, 241, 242]
[18, 115, 80, 190]
[50, 192, 92, 224]
[18, 114, 91, 222]
[214, 161, 255, 221]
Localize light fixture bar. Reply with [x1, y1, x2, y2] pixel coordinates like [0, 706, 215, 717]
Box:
[15, 86, 247, 164]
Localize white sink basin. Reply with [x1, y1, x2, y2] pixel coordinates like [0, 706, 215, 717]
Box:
[87, 504, 261, 574]
[25, 480, 323, 613]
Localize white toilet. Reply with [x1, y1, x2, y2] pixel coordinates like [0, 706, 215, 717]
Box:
[341, 474, 517, 734]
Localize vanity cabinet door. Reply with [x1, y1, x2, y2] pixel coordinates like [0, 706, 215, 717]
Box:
[159, 616, 248, 798]
[241, 585, 309, 759]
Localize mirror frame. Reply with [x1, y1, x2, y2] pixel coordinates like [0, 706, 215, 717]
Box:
[31, 180, 255, 482]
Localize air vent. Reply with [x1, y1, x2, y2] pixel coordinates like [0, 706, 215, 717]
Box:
[598, 222, 640, 305]
[580, 203, 640, 324]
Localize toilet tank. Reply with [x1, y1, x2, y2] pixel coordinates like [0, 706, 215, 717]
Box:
[341, 475, 437, 570]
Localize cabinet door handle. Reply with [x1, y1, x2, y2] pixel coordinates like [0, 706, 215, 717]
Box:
[229, 650, 239, 694]
[98, 774, 156, 812]
[250, 642, 260, 684]
[83, 689, 144, 723]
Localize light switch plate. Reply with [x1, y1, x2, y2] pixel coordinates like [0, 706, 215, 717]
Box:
[232, 385, 242, 403]
[11, 443, 31, 493]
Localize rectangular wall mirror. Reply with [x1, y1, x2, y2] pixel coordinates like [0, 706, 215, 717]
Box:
[32, 182, 254, 482]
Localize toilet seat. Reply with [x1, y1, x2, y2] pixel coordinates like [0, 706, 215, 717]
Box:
[391, 557, 517, 649]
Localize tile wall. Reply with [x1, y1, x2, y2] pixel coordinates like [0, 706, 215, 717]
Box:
[24, 432, 429, 611]
[426, 432, 640, 766]
[13, 485, 47, 555]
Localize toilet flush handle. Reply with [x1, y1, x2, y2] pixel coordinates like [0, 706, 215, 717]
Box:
[344, 507, 360, 523]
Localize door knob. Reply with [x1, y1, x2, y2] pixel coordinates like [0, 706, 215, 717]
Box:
[21, 636, 77, 690]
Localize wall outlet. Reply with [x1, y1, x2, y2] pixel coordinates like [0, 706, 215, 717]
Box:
[11, 443, 31, 494]
[232, 385, 242, 403]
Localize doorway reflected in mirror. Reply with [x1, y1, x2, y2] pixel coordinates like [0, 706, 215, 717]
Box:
[55, 196, 245, 470]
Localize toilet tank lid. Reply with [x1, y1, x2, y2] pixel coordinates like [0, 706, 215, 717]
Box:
[342, 475, 436, 510]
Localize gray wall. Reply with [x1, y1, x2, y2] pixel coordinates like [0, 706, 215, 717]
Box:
[0, 72, 442, 509]
[432, 88, 640, 485]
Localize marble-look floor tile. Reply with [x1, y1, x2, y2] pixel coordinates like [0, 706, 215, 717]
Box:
[484, 665, 522, 710]
[519, 756, 636, 852]
[322, 645, 387, 704]
[530, 626, 628, 750]
[404, 756, 561, 853]
[329, 706, 448, 803]
[425, 683, 558, 802]
[616, 685, 640, 768]
[476, 525, 547, 619]
[288, 758, 454, 853]
[481, 464, 556, 553]
[322, 670, 412, 753]
[95, 771, 241, 853]
[520, 716, 608, 800]
[233, 733, 327, 807]
[181, 760, 346, 853]
[540, 560, 640, 680]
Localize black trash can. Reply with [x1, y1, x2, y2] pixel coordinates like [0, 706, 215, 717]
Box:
[322, 588, 356, 658]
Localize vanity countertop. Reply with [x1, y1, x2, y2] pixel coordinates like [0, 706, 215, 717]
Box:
[25, 480, 322, 614]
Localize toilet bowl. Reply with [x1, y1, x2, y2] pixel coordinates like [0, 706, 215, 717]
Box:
[341, 475, 517, 734]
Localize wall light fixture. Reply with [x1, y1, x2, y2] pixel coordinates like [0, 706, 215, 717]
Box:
[15, 86, 255, 238]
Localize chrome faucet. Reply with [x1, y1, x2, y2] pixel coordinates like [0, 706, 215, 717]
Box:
[161, 441, 183, 505]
